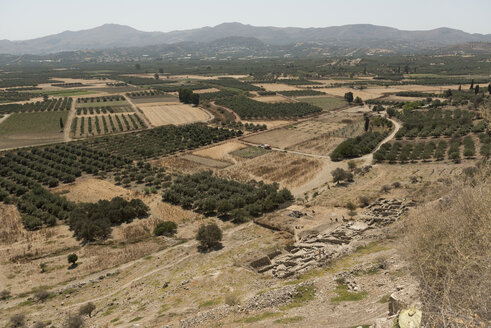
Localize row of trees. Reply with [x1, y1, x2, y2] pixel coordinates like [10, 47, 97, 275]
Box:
[178, 88, 200, 106]
[330, 131, 388, 161]
[278, 90, 326, 97]
[77, 95, 125, 103]
[69, 197, 149, 243]
[76, 106, 131, 115]
[83, 124, 241, 159]
[126, 89, 167, 98]
[162, 171, 294, 221]
[395, 108, 479, 139]
[0, 97, 72, 114]
[216, 96, 322, 119]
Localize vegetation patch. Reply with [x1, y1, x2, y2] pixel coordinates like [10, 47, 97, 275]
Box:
[330, 284, 368, 303]
[236, 312, 282, 323]
[280, 285, 316, 310]
[274, 316, 305, 324]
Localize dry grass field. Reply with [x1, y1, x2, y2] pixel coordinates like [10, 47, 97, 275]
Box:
[192, 142, 247, 161]
[182, 154, 232, 168]
[52, 178, 131, 203]
[287, 135, 345, 156]
[139, 104, 212, 126]
[243, 128, 315, 149]
[221, 151, 323, 189]
[252, 83, 302, 91]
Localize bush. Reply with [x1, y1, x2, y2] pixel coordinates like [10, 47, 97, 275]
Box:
[64, 313, 84, 328]
[9, 314, 25, 328]
[34, 290, 51, 302]
[153, 221, 178, 236]
[0, 289, 11, 300]
[405, 165, 490, 326]
[79, 302, 96, 317]
[32, 322, 47, 328]
[196, 223, 222, 250]
[225, 293, 241, 306]
[380, 185, 391, 193]
[358, 196, 370, 207]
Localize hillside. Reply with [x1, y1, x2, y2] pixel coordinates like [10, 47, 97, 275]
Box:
[1, 22, 490, 55]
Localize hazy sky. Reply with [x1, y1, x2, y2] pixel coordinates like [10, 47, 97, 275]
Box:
[1, 0, 490, 40]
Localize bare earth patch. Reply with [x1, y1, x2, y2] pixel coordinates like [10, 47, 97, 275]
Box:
[253, 83, 302, 92]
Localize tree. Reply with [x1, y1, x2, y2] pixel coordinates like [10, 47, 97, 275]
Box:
[475, 85, 479, 95]
[154, 221, 177, 236]
[458, 84, 462, 91]
[344, 92, 354, 104]
[135, 63, 141, 70]
[59, 117, 64, 130]
[43, 94, 49, 102]
[196, 223, 222, 250]
[158, 68, 164, 74]
[488, 83, 491, 94]
[178, 88, 193, 104]
[353, 96, 363, 105]
[67, 253, 78, 267]
[191, 93, 200, 106]
[331, 168, 353, 184]
[443, 89, 453, 98]
[154, 73, 159, 80]
[79, 302, 96, 317]
[470, 79, 474, 90]
[348, 160, 357, 170]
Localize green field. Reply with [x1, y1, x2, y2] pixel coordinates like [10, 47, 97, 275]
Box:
[0, 111, 68, 149]
[34, 89, 95, 97]
[299, 96, 347, 111]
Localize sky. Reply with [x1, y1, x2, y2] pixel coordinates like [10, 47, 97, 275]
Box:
[1, 0, 490, 40]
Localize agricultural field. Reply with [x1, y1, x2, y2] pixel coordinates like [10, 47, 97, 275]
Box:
[216, 96, 322, 119]
[299, 96, 347, 111]
[71, 113, 146, 138]
[0, 111, 68, 149]
[138, 103, 212, 126]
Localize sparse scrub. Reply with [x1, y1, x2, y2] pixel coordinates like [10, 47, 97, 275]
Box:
[404, 164, 490, 326]
[64, 313, 84, 328]
[79, 302, 96, 317]
[9, 314, 26, 328]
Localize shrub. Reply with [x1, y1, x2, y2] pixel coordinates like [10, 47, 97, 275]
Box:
[358, 196, 370, 207]
[196, 223, 222, 250]
[79, 302, 96, 317]
[225, 293, 241, 306]
[345, 202, 356, 211]
[391, 181, 401, 188]
[34, 290, 51, 302]
[32, 322, 47, 328]
[0, 289, 11, 300]
[380, 185, 391, 193]
[347, 160, 357, 170]
[9, 314, 25, 328]
[64, 313, 84, 328]
[153, 221, 178, 236]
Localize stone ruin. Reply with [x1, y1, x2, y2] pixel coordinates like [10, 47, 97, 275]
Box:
[251, 221, 371, 278]
[250, 198, 416, 279]
[361, 198, 415, 226]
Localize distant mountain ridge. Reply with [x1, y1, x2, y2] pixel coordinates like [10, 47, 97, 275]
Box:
[1, 22, 490, 55]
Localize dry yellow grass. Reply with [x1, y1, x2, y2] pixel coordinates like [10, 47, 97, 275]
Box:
[404, 164, 490, 326]
[287, 135, 345, 156]
[139, 104, 212, 126]
[252, 83, 302, 91]
[193, 142, 247, 161]
[221, 151, 322, 188]
[193, 88, 221, 94]
[52, 178, 130, 203]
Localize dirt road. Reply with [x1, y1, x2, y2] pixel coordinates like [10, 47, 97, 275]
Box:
[63, 98, 77, 141]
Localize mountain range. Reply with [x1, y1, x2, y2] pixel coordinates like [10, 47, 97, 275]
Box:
[1, 22, 490, 55]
